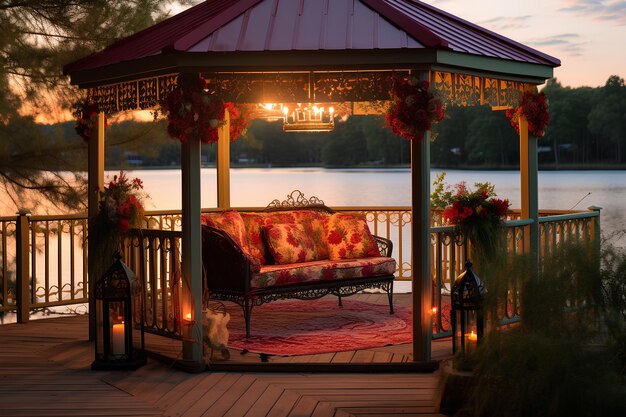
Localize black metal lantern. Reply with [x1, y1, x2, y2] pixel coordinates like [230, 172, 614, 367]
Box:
[451, 261, 486, 355]
[92, 252, 146, 370]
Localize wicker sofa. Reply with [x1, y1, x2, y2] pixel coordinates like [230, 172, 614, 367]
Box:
[201, 192, 396, 338]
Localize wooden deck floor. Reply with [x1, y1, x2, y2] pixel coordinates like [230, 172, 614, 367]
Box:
[0, 294, 452, 417]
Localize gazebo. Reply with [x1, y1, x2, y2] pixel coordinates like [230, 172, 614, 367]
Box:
[63, 0, 559, 370]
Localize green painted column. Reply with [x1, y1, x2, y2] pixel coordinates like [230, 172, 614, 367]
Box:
[181, 136, 204, 370]
[411, 72, 432, 362]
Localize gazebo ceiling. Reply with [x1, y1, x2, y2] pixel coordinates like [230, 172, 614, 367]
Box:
[63, 0, 560, 113]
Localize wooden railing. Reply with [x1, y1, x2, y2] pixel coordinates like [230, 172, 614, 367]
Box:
[1, 206, 601, 339]
[122, 229, 184, 340]
[0, 212, 89, 322]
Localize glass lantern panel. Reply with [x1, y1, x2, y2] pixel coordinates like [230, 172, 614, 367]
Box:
[453, 309, 479, 354]
[95, 299, 104, 360]
[108, 300, 127, 357]
[131, 278, 144, 351]
[463, 310, 479, 354]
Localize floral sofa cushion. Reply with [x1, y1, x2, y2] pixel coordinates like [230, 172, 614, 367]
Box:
[240, 212, 269, 265]
[289, 210, 329, 260]
[323, 213, 381, 260]
[263, 223, 319, 264]
[201, 210, 260, 272]
[250, 257, 397, 288]
[241, 210, 329, 265]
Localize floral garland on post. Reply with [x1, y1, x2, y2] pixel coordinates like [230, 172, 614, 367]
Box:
[73, 100, 106, 142]
[432, 172, 510, 258]
[159, 74, 251, 143]
[159, 74, 226, 143]
[224, 102, 253, 142]
[505, 89, 550, 137]
[385, 76, 445, 141]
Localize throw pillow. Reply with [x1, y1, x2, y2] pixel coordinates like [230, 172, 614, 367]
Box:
[324, 213, 381, 260]
[263, 223, 318, 264]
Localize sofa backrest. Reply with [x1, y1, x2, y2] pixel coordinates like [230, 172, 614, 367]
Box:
[201, 191, 381, 268]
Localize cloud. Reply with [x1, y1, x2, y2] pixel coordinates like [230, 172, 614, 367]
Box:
[478, 15, 533, 30]
[559, 0, 626, 25]
[526, 33, 587, 57]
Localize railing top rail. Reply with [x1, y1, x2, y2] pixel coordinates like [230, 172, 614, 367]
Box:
[430, 218, 533, 234]
[505, 218, 535, 227]
[129, 229, 183, 238]
[538, 211, 599, 223]
[27, 213, 88, 221]
[1, 207, 597, 223]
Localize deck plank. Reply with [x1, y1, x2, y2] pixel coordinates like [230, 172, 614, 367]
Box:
[0, 294, 450, 417]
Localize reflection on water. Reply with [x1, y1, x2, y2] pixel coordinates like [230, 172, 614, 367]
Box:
[2, 168, 625, 324]
[136, 168, 626, 246]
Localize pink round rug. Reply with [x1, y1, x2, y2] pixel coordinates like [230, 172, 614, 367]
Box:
[226, 298, 412, 356]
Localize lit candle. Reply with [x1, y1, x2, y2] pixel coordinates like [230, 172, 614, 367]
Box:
[431, 307, 438, 315]
[112, 323, 125, 355]
[467, 331, 478, 342]
[184, 312, 192, 322]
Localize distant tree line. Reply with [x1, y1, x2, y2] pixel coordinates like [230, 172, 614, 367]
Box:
[44, 75, 626, 171]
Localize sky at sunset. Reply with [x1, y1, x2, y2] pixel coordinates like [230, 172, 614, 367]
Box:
[167, 0, 625, 88]
[424, 0, 626, 88]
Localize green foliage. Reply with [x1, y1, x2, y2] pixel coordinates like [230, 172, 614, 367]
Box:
[0, 0, 192, 213]
[588, 76, 626, 163]
[459, 241, 626, 417]
[431, 172, 454, 210]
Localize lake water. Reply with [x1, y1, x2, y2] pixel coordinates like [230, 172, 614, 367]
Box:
[132, 168, 626, 247]
[3, 167, 624, 324]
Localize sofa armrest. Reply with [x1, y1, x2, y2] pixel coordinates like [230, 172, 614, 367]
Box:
[201, 225, 252, 294]
[373, 235, 393, 257]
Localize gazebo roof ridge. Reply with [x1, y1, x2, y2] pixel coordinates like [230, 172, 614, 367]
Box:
[359, 0, 449, 49]
[64, 0, 560, 80]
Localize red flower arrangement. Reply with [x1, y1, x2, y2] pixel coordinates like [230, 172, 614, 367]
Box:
[385, 76, 445, 141]
[73, 100, 106, 142]
[432, 173, 510, 257]
[224, 102, 252, 141]
[159, 74, 251, 143]
[89, 171, 149, 287]
[506, 90, 550, 137]
[99, 171, 146, 233]
[159, 74, 226, 143]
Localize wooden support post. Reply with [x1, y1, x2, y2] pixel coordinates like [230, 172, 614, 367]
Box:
[87, 112, 105, 340]
[519, 115, 539, 263]
[411, 91, 432, 361]
[180, 135, 205, 371]
[15, 210, 31, 323]
[217, 110, 231, 209]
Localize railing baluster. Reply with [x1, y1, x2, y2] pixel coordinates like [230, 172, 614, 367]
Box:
[44, 221, 50, 303]
[69, 222, 75, 300]
[57, 220, 63, 302]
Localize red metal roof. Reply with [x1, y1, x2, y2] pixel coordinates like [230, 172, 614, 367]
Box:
[64, 0, 559, 74]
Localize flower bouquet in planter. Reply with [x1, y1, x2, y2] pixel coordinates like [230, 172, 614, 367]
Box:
[432, 173, 510, 258]
[89, 171, 148, 280]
